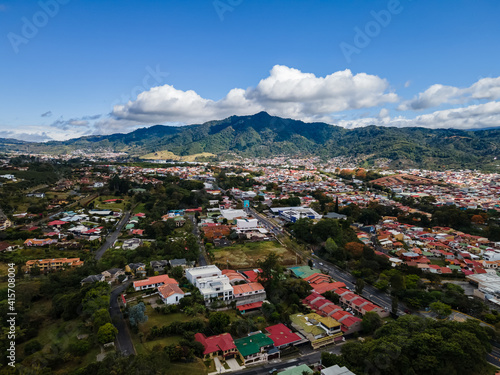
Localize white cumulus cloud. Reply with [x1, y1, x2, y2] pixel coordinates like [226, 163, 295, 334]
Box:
[105, 65, 398, 132]
[399, 76, 500, 111]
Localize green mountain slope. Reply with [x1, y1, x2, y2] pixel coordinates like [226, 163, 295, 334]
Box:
[4, 112, 500, 169]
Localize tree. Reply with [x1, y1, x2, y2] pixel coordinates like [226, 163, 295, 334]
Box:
[93, 308, 112, 331]
[392, 295, 399, 315]
[362, 311, 383, 334]
[129, 302, 148, 326]
[208, 312, 230, 334]
[390, 271, 406, 293]
[69, 339, 91, 356]
[471, 214, 485, 224]
[430, 301, 452, 318]
[355, 278, 365, 295]
[344, 242, 364, 258]
[325, 238, 339, 254]
[24, 340, 42, 355]
[321, 351, 346, 368]
[308, 259, 313, 268]
[169, 266, 184, 281]
[258, 253, 284, 290]
[97, 323, 118, 344]
[358, 209, 381, 225]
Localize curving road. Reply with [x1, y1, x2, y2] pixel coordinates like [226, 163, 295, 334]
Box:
[110, 281, 135, 356]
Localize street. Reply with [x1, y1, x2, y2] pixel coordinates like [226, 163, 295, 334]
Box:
[110, 281, 136, 356]
[189, 215, 208, 266]
[247, 207, 404, 315]
[95, 210, 131, 260]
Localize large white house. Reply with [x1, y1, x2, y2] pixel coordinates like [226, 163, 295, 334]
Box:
[186, 265, 222, 286]
[197, 275, 234, 301]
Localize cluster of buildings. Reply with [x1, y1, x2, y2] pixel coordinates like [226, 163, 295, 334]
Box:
[25, 257, 84, 273]
[194, 323, 305, 365]
[186, 265, 267, 308]
[372, 219, 500, 276]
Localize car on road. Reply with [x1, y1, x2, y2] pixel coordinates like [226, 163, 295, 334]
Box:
[319, 262, 324, 266]
[269, 368, 278, 374]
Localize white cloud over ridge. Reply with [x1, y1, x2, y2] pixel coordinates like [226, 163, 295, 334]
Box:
[6, 66, 500, 141]
[339, 101, 500, 130]
[398, 77, 500, 111]
[105, 65, 398, 133]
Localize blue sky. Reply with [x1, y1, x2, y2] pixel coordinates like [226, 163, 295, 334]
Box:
[1, 0, 500, 141]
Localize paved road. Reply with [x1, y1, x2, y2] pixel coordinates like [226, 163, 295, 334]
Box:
[233, 344, 344, 375]
[248, 206, 403, 314]
[487, 345, 500, 368]
[248, 207, 281, 236]
[110, 281, 135, 356]
[189, 215, 207, 266]
[309, 257, 405, 315]
[95, 210, 131, 260]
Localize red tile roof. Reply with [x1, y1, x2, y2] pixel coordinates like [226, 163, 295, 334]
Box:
[133, 275, 177, 288]
[265, 323, 301, 347]
[236, 301, 263, 312]
[194, 333, 236, 355]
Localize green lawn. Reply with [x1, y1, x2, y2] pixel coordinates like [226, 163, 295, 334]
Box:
[135, 335, 183, 355]
[168, 359, 208, 375]
[133, 203, 146, 214]
[94, 195, 130, 210]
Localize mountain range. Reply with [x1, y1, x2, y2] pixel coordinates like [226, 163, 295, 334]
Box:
[2, 112, 500, 170]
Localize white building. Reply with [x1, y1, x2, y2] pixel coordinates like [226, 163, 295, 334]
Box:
[236, 218, 259, 230]
[186, 265, 222, 286]
[270, 206, 322, 223]
[197, 275, 234, 301]
[220, 209, 248, 221]
[483, 250, 500, 262]
[158, 283, 185, 305]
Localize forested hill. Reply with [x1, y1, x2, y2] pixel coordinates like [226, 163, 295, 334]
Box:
[3, 112, 500, 170]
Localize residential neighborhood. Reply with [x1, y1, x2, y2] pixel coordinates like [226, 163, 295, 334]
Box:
[1, 154, 500, 375]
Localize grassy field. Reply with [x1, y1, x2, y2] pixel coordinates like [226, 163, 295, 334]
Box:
[133, 203, 146, 214]
[94, 195, 130, 210]
[135, 335, 183, 355]
[168, 359, 208, 375]
[45, 191, 70, 200]
[0, 262, 9, 277]
[211, 241, 298, 269]
[140, 150, 215, 161]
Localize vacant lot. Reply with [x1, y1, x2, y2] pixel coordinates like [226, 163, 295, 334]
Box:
[212, 241, 297, 269]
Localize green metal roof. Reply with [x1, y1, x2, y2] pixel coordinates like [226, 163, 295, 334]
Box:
[279, 364, 313, 375]
[289, 266, 322, 279]
[234, 333, 274, 357]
